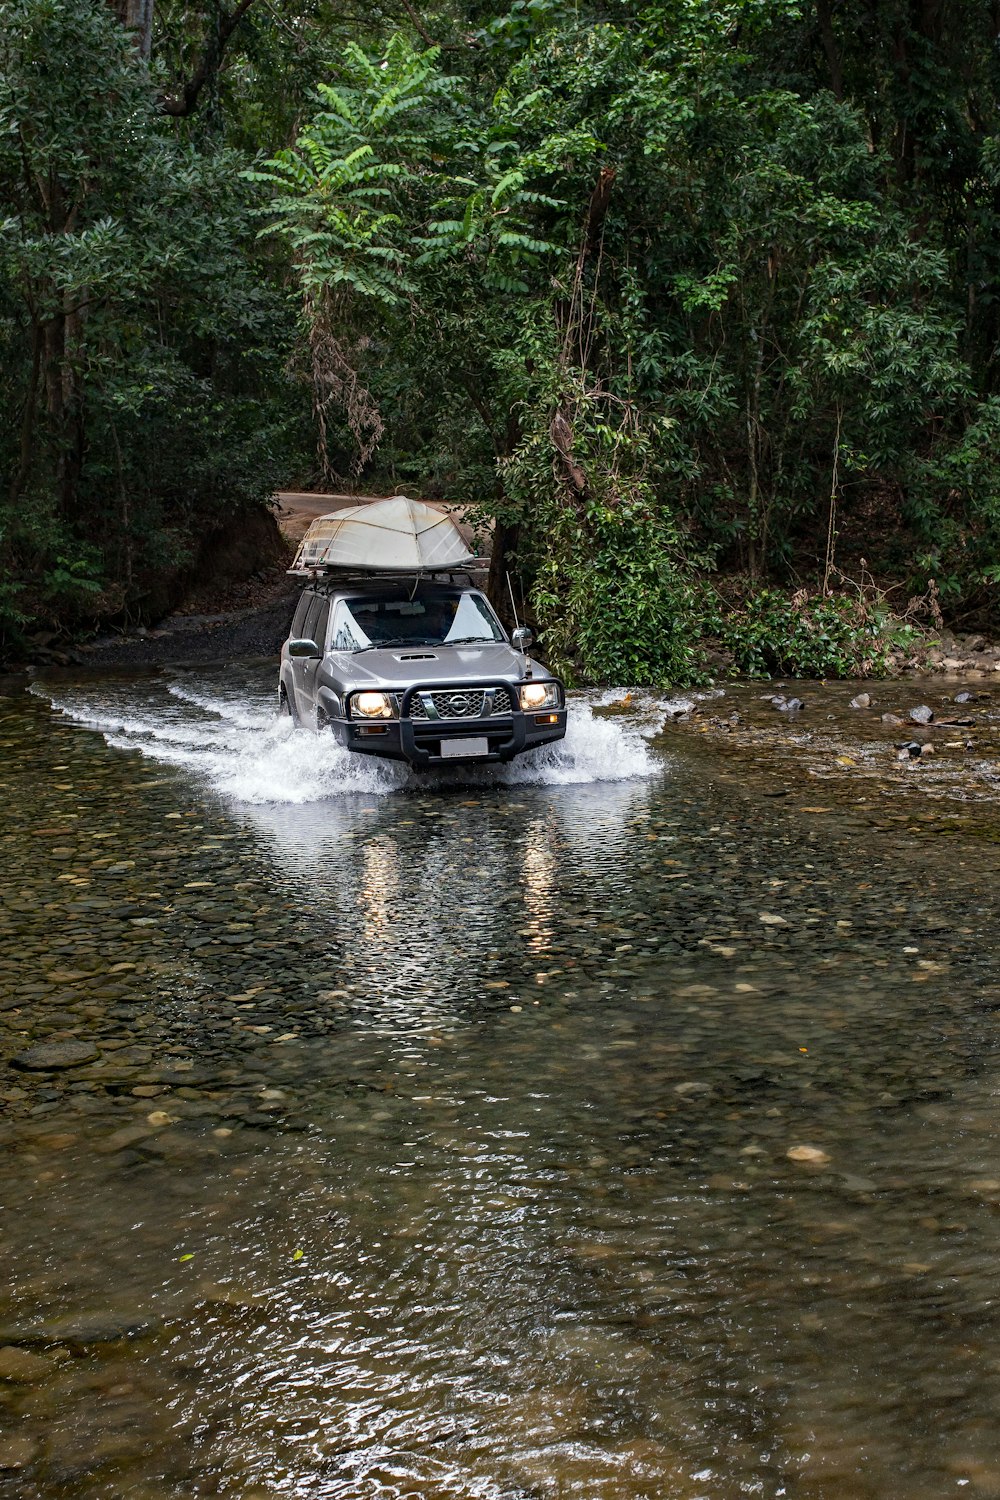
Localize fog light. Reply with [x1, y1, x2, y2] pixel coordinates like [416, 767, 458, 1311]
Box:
[534, 713, 559, 725]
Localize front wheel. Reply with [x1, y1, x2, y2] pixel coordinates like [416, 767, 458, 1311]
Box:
[278, 684, 300, 726]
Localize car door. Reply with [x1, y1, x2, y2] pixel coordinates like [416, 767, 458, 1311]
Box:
[296, 594, 330, 717]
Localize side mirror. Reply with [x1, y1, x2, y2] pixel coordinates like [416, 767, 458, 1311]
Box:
[511, 626, 534, 651]
[288, 638, 322, 659]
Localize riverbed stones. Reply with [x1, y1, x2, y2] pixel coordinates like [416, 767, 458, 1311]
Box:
[0, 1435, 37, 1470]
[36, 1312, 154, 1350]
[10, 1040, 99, 1072]
[0, 1345, 56, 1382]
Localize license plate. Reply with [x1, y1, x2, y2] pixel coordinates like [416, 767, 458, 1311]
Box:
[439, 736, 489, 759]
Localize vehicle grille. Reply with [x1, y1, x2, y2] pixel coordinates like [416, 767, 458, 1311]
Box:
[408, 686, 513, 721]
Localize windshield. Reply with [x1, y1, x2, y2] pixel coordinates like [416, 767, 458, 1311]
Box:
[330, 590, 505, 652]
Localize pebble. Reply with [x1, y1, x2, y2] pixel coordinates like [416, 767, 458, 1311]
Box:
[4, 666, 1000, 1500]
[849, 693, 872, 709]
[35, 1312, 154, 1349]
[909, 705, 934, 724]
[787, 1145, 832, 1166]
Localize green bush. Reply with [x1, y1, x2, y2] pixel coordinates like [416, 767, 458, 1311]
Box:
[713, 589, 891, 679]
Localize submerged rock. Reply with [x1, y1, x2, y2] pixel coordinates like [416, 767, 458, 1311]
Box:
[787, 1144, 831, 1166]
[0, 1435, 37, 1470]
[0, 1345, 55, 1382]
[10, 1040, 99, 1072]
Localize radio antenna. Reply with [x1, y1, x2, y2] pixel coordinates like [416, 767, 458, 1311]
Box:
[507, 570, 533, 676]
[506, 570, 521, 634]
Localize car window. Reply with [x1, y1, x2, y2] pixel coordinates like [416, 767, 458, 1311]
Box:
[331, 598, 370, 651]
[290, 592, 311, 638]
[303, 595, 329, 649]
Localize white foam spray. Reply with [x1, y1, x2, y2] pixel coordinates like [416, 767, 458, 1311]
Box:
[34, 669, 663, 804]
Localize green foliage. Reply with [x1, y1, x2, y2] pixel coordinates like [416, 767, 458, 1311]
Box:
[257, 11, 1000, 673]
[7, 0, 1000, 664]
[0, 0, 299, 644]
[712, 589, 892, 679]
[502, 394, 707, 687]
[251, 37, 463, 306]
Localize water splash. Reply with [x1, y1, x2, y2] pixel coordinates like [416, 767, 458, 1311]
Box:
[34, 667, 661, 804]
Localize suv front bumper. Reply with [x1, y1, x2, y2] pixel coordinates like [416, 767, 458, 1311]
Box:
[331, 680, 567, 767]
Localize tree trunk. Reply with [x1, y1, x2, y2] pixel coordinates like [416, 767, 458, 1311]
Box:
[9, 318, 42, 507]
[107, 0, 154, 59]
[159, 0, 261, 116]
[60, 302, 86, 518]
[815, 0, 844, 100]
[41, 297, 86, 520]
[487, 522, 521, 626]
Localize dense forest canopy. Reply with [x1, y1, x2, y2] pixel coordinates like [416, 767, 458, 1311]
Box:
[2, 0, 1000, 681]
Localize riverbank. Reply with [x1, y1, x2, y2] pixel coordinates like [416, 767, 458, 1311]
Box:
[3, 491, 479, 674]
[648, 674, 1000, 810]
[4, 487, 999, 680]
[34, 605, 1000, 685]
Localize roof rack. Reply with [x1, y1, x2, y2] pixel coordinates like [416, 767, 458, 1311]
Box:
[295, 565, 487, 588]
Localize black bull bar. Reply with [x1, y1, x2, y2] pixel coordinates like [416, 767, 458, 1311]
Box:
[397, 680, 530, 766]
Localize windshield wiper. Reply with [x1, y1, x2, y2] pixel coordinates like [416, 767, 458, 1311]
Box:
[353, 637, 436, 653]
[440, 636, 498, 646]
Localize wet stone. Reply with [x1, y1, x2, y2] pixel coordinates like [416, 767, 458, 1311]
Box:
[10, 1040, 100, 1072]
[0, 1435, 37, 1470]
[0, 1346, 56, 1382]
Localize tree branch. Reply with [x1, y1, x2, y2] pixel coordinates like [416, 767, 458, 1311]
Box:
[398, 0, 436, 49]
[159, 0, 260, 118]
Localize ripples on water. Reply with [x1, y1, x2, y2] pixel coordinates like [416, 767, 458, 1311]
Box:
[2, 667, 1000, 1497]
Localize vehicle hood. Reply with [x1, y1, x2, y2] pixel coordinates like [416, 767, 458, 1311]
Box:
[332, 642, 551, 691]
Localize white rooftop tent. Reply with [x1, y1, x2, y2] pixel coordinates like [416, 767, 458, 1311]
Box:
[289, 496, 481, 575]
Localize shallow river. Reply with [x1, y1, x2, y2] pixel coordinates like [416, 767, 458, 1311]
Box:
[2, 666, 1000, 1498]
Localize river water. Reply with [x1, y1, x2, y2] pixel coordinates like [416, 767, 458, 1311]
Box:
[2, 666, 1000, 1498]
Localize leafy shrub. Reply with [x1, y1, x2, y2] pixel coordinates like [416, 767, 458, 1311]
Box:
[530, 502, 708, 687]
[713, 589, 891, 679]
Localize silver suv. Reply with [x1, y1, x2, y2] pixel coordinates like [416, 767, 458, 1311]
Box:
[278, 577, 566, 768]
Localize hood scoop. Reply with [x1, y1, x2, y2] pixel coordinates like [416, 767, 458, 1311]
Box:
[396, 651, 438, 661]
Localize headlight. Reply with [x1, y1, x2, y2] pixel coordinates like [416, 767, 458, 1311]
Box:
[519, 681, 560, 711]
[352, 691, 394, 719]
